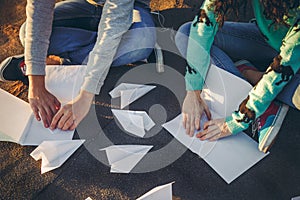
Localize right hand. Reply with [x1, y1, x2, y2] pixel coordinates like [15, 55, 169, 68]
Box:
[28, 75, 61, 128]
[182, 90, 211, 137]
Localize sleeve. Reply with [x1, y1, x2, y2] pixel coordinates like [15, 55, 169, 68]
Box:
[185, 0, 219, 91]
[25, 0, 55, 75]
[81, 0, 134, 94]
[226, 18, 300, 134]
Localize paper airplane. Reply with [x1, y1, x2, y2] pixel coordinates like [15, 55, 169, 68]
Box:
[136, 182, 174, 200]
[111, 109, 155, 137]
[30, 140, 85, 174]
[100, 145, 153, 173]
[109, 83, 156, 109]
[0, 89, 74, 146]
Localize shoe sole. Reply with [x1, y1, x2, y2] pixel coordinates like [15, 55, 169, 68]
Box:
[258, 104, 289, 153]
[0, 54, 24, 82]
[0, 56, 13, 82]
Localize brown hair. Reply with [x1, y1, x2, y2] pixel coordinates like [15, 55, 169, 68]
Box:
[209, 0, 299, 27]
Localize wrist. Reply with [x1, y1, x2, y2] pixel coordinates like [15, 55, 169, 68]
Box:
[79, 90, 94, 103]
[187, 90, 202, 97]
[28, 75, 45, 88]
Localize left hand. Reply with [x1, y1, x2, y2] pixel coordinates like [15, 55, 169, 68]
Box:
[196, 118, 232, 141]
[50, 90, 94, 131]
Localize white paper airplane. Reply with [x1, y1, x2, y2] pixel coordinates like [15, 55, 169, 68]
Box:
[30, 140, 85, 174]
[0, 89, 74, 146]
[136, 182, 174, 200]
[100, 145, 153, 173]
[111, 109, 155, 137]
[109, 83, 156, 109]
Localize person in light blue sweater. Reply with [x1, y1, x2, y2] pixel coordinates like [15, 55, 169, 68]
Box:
[175, 0, 299, 152]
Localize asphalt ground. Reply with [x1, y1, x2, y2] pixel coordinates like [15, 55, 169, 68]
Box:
[0, 8, 300, 200]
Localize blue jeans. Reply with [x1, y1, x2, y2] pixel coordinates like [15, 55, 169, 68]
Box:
[19, 0, 156, 66]
[175, 21, 300, 109]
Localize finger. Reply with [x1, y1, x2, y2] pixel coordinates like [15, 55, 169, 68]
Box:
[39, 107, 50, 128]
[182, 114, 187, 129]
[44, 105, 55, 127]
[54, 98, 61, 110]
[185, 116, 190, 135]
[189, 115, 195, 137]
[50, 110, 64, 130]
[195, 116, 200, 131]
[196, 124, 218, 139]
[203, 103, 212, 120]
[57, 110, 73, 129]
[69, 122, 77, 131]
[31, 105, 41, 121]
[203, 120, 215, 130]
[200, 126, 220, 141]
[62, 117, 75, 131]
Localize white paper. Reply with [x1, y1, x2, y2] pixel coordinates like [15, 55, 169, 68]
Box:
[162, 65, 268, 184]
[136, 182, 174, 200]
[109, 83, 156, 109]
[163, 115, 268, 183]
[0, 65, 86, 146]
[30, 140, 85, 174]
[111, 109, 155, 137]
[100, 145, 153, 173]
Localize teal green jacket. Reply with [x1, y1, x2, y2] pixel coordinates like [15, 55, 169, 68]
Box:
[185, 0, 300, 134]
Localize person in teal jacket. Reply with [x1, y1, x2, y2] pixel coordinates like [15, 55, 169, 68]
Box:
[175, 0, 299, 152]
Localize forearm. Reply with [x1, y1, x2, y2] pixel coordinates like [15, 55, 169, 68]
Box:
[226, 21, 300, 134]
[185, 0, 218, 91]
[25, 0, 55, 76]
[81, 0, 135, 94]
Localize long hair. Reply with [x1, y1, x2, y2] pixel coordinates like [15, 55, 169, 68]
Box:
[209, 0, 299, 27]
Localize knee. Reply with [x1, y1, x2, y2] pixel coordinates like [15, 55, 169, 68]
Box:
[19, 22, 26, 47]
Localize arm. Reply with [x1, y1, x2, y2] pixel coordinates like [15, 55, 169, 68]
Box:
[226, 19, 300, 134]
[25, 0, 61, 128]
[51, 0, 135, 130]
[81, 0, 135, 94]
[182, 0, 218, 135]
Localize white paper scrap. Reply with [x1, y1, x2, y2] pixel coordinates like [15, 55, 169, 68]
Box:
[30, 140, 85, 174]
[111, 109, 155, 137]
[136, 182, 174, 200]
[109, 83, 156, 109]
[100, 145, 153, 173]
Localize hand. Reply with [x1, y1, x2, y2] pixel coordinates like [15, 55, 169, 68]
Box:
[196, 118, 232, 141]
[182, 90, 211, 137]
[28, 75, 61, 128]
[50, 90, 94, 131]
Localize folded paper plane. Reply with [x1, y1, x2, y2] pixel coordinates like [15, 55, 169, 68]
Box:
[100, 145, 153, 173]
[109, 83, 156, 109]
[136, 182, 174, 200]
[111, 109, 155, 137]
[30, 140, 85, 174]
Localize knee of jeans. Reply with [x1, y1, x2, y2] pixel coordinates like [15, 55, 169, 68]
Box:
[112, 48, 153, 67]
[19, 22, 26, 47]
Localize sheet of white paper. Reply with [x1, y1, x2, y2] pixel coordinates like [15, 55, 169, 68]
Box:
[292, 196, 300, 200]
[100, 145, 153, 173]
[109, 83, 156, 109]
[111, 109, 155, 137]
[136, 182, 174, 200]
[45, 65, 86, 103]
[163, 115, 268, 184]
[0, 89, 32, 143]
[163, 65, 268, 183]
[30, 140, 85, 174]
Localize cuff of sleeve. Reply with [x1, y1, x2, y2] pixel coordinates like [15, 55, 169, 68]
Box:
[25, 62, 46, 76]
[185, 73, 204, 91]
[81, 77, 102, 95]
[225, 114, 250, 135]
